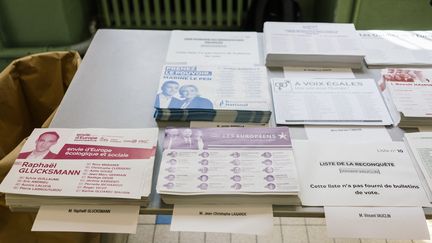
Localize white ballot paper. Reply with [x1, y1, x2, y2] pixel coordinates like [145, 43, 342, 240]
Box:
[293, 141, 430, 206]
[32, 205, 140, 233]
[325, 206, 429, 240]
[263, 22, 365, 68]
[190, 121, 268, 128]
[271, 78, 393, 125]
[405, 132, 432, 201]
[305, 126, 392, 142]
[0, 128, 158, 200]
[359, 30, 432, 68]
[382, 68, 432, 118]
[166, 30, 260, 65]
[283, 67, 355, 79]
[171, 204, 273, 235]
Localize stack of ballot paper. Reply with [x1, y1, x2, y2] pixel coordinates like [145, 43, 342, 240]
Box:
[263, 22, 365, 68]
[153, 65, 272, 123]
[359, 30, 432, 68]
[270, 78, 393, 125]
[381, 68, 432, 127]
[405, 132, 432, 202]
[0, 128, 158, 210]
[156, 127, 300, 205]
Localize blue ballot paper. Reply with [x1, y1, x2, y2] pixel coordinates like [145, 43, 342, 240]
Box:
[153, 65, 272, 123]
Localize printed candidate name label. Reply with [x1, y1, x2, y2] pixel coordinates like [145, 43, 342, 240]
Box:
[171, 204, 273, 235]
[32, 205, 140, 233]
[325, 206, 429, 240]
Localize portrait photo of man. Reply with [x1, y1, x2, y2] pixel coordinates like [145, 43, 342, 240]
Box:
[168, 128, 205, 150]
[155, 81, 183, 108]
[263, 167, 274, 173]
[230, 159, 240, 166]
[198, 167, 208, 173]
[262, 159, 272, 166]
[173, 129, 199, 149]
[264, 175, 275, 182]
[230, 152, 240, 158]
[163, 182, 175, 189]
[166, 159, 177, 165]
[197, 183, 208, 190]
[261, 152, 272, 158]
[18, 131, 60, 159]
[265, 183, 276, 190]
[198, 159, 209, 165]
[165, 129, 180, 150]
[167, 151, 178, 157]
[166, 167, 176, 173]
[165, 174, 176, 181]
[199, 151, 209, 157]
[231, 167, 241, 174]
[198, 175, 209, 182]
[231, 183, 242, 190]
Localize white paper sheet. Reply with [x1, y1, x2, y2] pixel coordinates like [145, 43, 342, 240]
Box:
[171, 204, 273, 235]
[304, 126, 392, 142]
[32, 205, 140, 233]
[325, 206, 429, 240]
[283, 67, 355, 79]
[292, 141, 430, 206]
[271, 78, 393, 125]
[190, 121, 268, 128]
[166, 30, 260, 65]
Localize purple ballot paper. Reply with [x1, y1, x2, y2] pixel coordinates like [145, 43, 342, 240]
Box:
[163, 127, 292, 150]
[157, 127, 299, 194]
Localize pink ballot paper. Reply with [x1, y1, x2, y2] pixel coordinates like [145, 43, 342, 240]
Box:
[0, 128, 158, 199]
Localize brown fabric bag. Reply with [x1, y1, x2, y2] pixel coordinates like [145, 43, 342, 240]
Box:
[0, 52, 100, 243]
[0, 51, 80, 158]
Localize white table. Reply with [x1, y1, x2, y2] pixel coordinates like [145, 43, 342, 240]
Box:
[50, 29, 431, 218]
